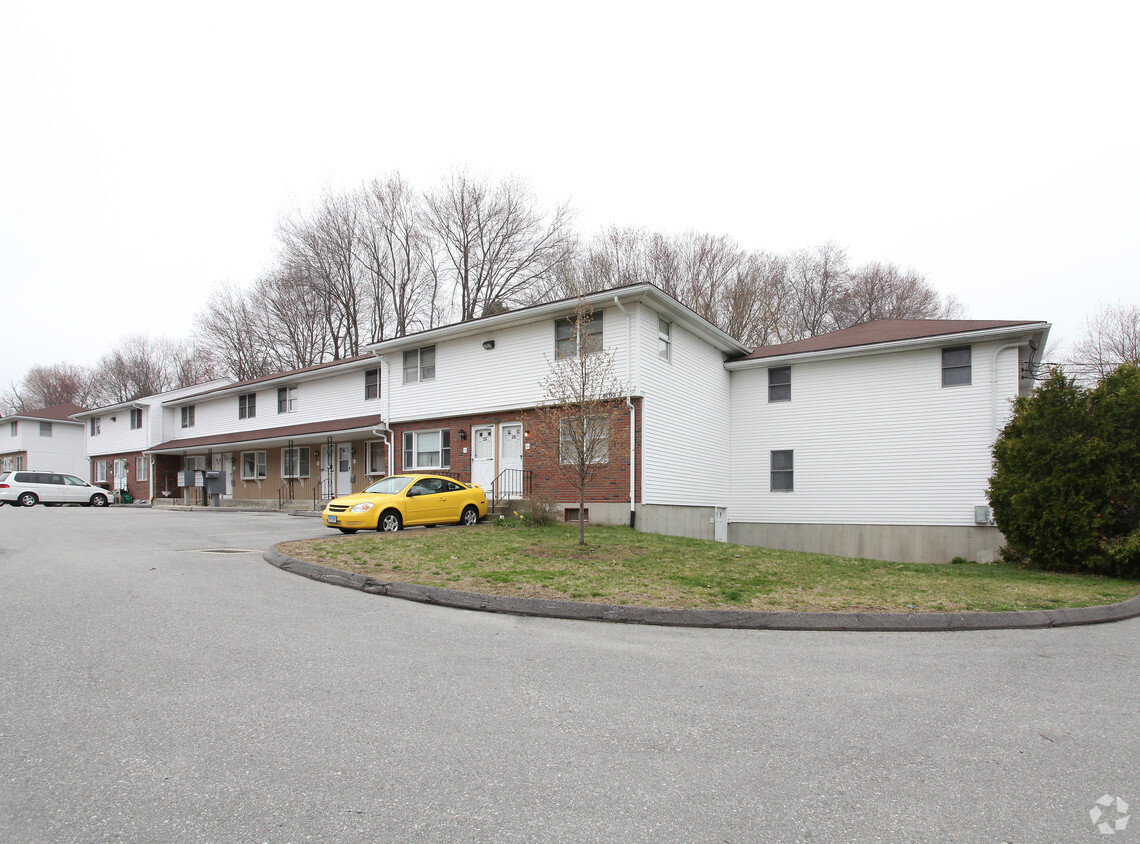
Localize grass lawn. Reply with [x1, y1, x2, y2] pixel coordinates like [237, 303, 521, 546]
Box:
[277, 523, 1140, 613]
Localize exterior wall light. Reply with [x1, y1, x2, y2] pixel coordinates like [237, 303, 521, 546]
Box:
[482, 340, 495, 350]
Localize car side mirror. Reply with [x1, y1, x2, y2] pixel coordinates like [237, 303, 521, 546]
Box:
[407, 489, 420, 497]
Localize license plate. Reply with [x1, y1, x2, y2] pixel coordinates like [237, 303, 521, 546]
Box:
[328, 514, 337, 523]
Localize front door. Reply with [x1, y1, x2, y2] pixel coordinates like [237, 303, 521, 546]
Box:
[471, 425, 495, 491]
[336, 443, 352, 494]
[499, 423, 524, 497]
[221, 453, 234, 498]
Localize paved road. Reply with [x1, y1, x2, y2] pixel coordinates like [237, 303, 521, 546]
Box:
[1, 507, 1137, 843]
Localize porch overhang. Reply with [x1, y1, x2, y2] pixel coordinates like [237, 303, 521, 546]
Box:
[145, 415, 387, 455]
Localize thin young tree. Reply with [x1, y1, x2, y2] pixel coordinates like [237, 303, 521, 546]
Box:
[536, 299, 628, 546]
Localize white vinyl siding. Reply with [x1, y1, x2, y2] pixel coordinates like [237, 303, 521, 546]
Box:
[729, 340, 1021, 527]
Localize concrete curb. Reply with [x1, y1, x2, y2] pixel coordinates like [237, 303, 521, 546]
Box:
[264, 545, 1140, 632]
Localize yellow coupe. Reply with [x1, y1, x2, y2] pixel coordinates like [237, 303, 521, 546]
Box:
[322, 474, 488, 534]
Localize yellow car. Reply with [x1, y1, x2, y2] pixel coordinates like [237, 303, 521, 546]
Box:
[322, 474, 488, 534]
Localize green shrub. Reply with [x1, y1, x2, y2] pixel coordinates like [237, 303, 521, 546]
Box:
[988, 364, 1140, 576]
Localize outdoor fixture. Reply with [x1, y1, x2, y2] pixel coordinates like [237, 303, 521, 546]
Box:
[110, 416, 116, 422]
[459, 429, 467, 441]
[482, 339, 495, 350]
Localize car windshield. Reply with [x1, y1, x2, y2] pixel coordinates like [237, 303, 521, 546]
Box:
[364, 476, 415, 495]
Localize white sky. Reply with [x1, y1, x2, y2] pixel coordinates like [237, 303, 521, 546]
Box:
[2, 0, 1137, 395]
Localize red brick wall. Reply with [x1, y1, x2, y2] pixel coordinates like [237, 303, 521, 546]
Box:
[388, 398, 643, 505]
[89, 452, 160, 502]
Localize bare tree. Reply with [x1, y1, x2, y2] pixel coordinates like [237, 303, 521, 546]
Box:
[255, 263, 336, 371]
[356, 174, 438, 339]
[1, 363, 96, 413]
[1066, 302, 1140, 384]
[780, 241, 850, 341]
[195, 282, 274, 380]
[833, 262, 967, 327]
[536, 300, 629, 546]
[423, 171, 577, 320]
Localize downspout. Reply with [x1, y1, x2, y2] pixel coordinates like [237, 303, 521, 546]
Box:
[991, 342, 1028, 438]
[375, 353, 394, 477]
[613, 296, 636, 528]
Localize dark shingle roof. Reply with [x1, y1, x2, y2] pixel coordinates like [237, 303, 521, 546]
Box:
[738, 319, 1045, 361]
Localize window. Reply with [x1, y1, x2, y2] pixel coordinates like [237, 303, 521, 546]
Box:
[9, 421, 16, 435]
[768, 367, 791, 402]
[559, 416, 610, 464]
[242, 451, 267, 480]
[771, 450, 794, 491]
[90, 417, 100, 436]
[129, 408, 143, 429]
[657, 317, 671, 361]
[555, 312, 604, 358]
[39, 422, 52, 437]
[402, 347, 436, 384]
[181, 405, 195, 428]
[402, 429, 450, 469]
[365, 440, 385, 475]
[942, 346, 972, 387]
[281, 447, 311, 478]
[277, 386, 297, 413]
[184, 456, 206, 471]
[93, 461, 108, 483]
[238, 393, 256, 419]
[365, 368, 380, 400]
[136, 456, 149, 482]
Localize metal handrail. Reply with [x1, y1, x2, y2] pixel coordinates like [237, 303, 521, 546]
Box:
[489, 468, 532, 511]
[277, 479, 295, 509]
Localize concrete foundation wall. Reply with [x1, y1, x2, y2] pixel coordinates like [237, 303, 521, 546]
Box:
[634, 504, 717, 541]
[727, 521, 1006, 564]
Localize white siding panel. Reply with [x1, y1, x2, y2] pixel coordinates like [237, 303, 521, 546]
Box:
[87, 414, 149, 457]
[638, 304, 733, 507]
[729, 340, 1022, 526]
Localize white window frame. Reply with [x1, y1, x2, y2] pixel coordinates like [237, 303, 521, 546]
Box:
[93, 460, 108, 483]
[184, 455, 206, 471]
[39, 422, 52, 437]
[555, 312, 604, 359]
[281, 447, 311, 479]
[365, 368, 380, 400]
[402, 429, 450, 470]
[9, 421, 17, 436]
[942, 346, 972, 387]
[238, 393, 256, 419]
[277, 386, 297, 414]
[136, 456, 149, 482]
[181, 405, 195, 428]
[365, 440, 386, 475]
[559, 416, 610, 465]
[241, 450, 267, 480]
[768, 366, 791, 402]
[657, 317, 671, 362]
[402, 347, 436, 384]
[90, 417, 100, 436]
[130, 408, 144, 429]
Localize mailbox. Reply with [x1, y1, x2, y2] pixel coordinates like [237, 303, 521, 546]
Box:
[204, 471, 227, 495]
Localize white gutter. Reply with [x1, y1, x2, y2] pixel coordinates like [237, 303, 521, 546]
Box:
[376, 352, 394, 477]
[991, 342, 1029, 437]
[612, 296, 637, 528]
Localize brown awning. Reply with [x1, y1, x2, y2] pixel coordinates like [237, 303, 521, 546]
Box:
[147, 414, 386, 454]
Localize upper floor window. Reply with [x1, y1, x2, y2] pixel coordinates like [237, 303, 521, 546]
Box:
[771, 450, 794, 491]
[90, 417, 101, 436]
[942, 346, 972, 387]
[181, 405, 195, 428]
[277, 386, 297, 413]
[129, 408, 144, 429]
[39, 422, 52, 437]
[365, 367, 380, 399]
[403, 347, 435, 384]
[9, 421, 16, 436]
[238, 393, 256, 419]
[768, 367, 791, 402]
[657, 317, 672, 361]
[555, 312, 604, 358]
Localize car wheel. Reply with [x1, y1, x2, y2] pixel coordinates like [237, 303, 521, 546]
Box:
[379, 510, 402, 532]
[338, 528, 358, 534]
[17, 492, 38, 508]
[461, 505, 479, 526]
[90, 494, 109, 508]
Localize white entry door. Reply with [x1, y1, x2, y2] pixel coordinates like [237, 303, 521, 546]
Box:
[221, 453, 234, 498]
[499, 423, 524, 497]
[471, 425, 495, 491]
[336, 443, 352, 494]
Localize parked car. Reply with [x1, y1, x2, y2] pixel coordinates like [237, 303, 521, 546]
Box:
[322, 474, 487, 533]
[0, 471, 111, 508]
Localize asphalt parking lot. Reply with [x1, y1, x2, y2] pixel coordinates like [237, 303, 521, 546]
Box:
[1, 506, 1137, 843]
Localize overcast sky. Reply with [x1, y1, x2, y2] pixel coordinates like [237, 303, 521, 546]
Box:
[2, 0, 1137, 396]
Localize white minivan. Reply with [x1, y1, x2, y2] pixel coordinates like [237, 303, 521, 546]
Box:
[0, 471, 111, 507]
